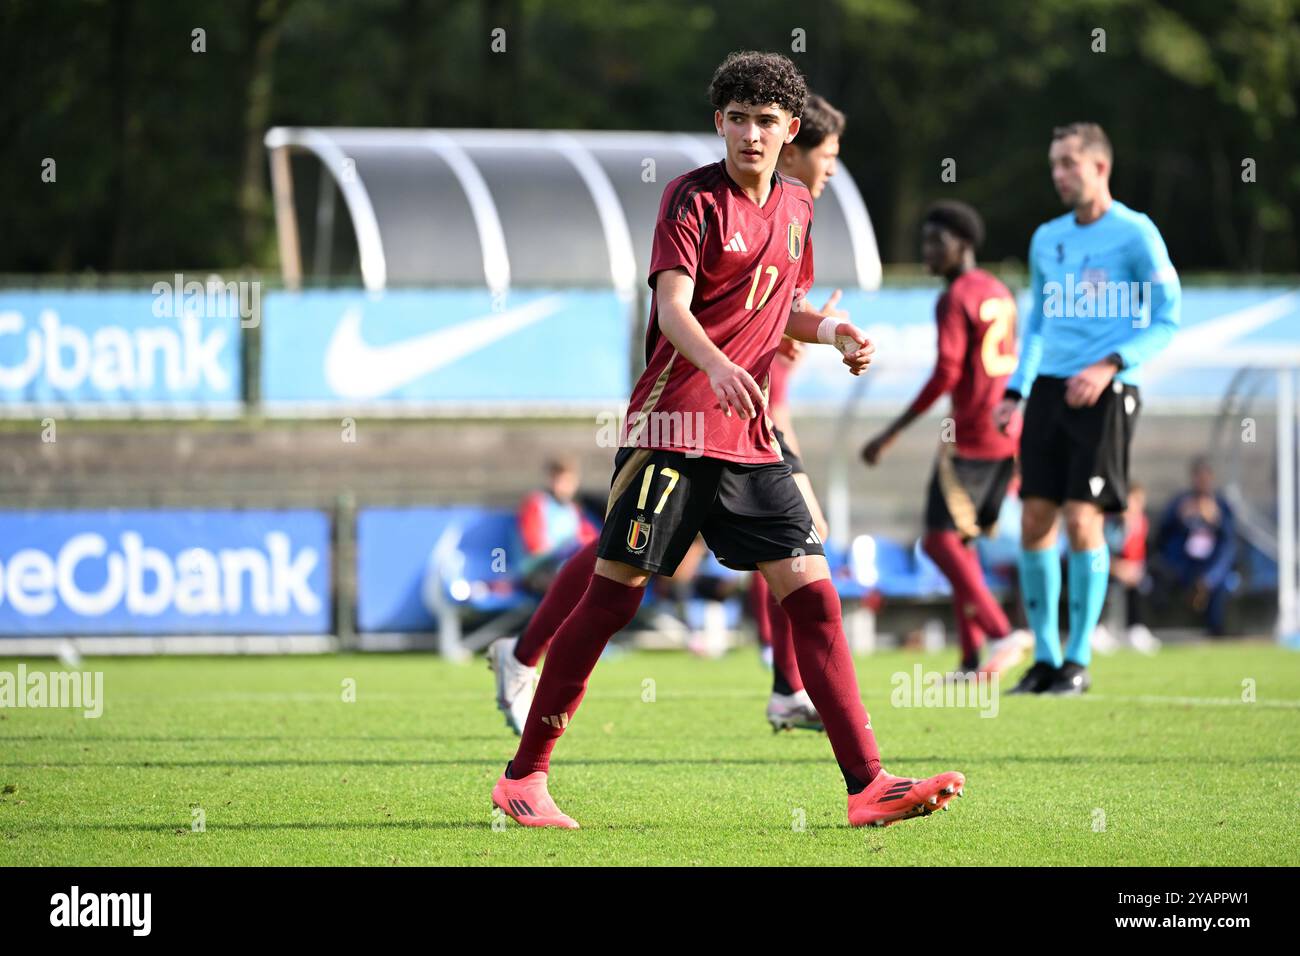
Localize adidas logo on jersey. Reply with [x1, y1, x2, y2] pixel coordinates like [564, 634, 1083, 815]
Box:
[806, 526, 822, 545]
[723, 232, 748, 252]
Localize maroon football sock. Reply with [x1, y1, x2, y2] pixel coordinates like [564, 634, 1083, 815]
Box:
[922, 531, 1010, 656]
[514, 539, 599, 667]
[509, 573, 644, 777]
[767, 589, 804, 693]
[957, 541, 1011, 636]
[955, 611, 986, 667]
[780, 579, 882, 791]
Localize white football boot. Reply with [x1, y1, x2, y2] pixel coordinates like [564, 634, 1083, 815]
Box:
[487, 637, 537, 735]
[979, 628, 1033, 676]
[1126, 623, 1162, 655]
[766, 688, 824, 733]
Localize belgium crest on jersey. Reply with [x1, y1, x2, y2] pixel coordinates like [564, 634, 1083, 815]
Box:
[627, 516, 652, 554]
[787, 219, 803, 261]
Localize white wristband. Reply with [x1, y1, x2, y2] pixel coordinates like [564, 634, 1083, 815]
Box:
[816, 315, 840, 345]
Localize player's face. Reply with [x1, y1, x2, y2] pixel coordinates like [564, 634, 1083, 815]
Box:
[920, 222, 963, 276]
[716, 101, 798, 178]
[782, 134, 840, 198]
[1049, 135, 1107, 208]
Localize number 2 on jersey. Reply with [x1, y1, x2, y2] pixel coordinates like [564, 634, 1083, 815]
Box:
[978, 297, 1018, 377]
[745, 264, 779, 310]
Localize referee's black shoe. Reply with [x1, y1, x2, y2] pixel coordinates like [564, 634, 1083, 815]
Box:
[1007, 661, 1058, 695]
[1044, 661, 1091, 696]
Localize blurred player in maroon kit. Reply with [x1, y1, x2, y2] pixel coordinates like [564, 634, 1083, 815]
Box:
[491, 94, 851, 735]
[861, 201, 1031, 676]
[491, 52, 963, 829]
[752, 93, 844, 731]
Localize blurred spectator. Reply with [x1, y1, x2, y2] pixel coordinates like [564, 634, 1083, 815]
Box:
[517, 456, 599, 593]
[1151, 457, 1237, 636]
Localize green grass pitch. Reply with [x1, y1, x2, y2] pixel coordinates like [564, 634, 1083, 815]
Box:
[1, 643, 1297, 866]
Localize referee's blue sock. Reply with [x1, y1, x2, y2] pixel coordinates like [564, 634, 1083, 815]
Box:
[1018, 545, 1062, 667]
[1065, 546, 1109, 668]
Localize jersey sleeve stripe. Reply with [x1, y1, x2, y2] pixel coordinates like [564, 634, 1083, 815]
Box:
[663, 163, 721, 223]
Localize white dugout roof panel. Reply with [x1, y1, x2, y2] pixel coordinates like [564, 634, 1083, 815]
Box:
[265, 127, 883, 293]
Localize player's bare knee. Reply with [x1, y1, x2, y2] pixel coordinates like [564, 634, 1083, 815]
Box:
[1020, 498, 1058, 546]
[594, 557, 650, 589]
[1062, 502, 1104, 549]
[758, 553, 830, 602]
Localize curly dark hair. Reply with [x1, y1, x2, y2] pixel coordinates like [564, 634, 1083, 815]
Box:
[708, 51, 808, 118]
[923, 200, 986, 249]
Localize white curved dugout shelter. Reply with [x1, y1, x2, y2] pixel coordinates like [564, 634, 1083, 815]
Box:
[264, 127, 883, 294]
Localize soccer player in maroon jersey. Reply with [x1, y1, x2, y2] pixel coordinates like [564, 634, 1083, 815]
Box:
[861, 201, 1031, 677]
[491, 52, 964, 829]
[754, 92, 846, 732]
[490, 94, 851, 735]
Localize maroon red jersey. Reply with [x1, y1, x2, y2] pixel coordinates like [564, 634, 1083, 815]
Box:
[621, 161, 815, 464]
[905, 268, 1018, 459]
[768, 351, 794, 412]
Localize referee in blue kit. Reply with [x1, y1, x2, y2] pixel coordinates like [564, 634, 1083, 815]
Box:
[992, 123, 1181, 695]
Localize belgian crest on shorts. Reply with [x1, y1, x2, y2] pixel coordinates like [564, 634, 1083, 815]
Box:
[787, 219, 803, 261]
[627, 516, 652, 553]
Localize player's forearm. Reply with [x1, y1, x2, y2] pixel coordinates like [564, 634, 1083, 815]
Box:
[783, 301, 834, 343]
[657, 301, 731, 374]
[883, 405, 924, 439]
[1006, 332, 1043, 399]
[1116, 279, 1180, 371]
[1007, 260, 1045, 398]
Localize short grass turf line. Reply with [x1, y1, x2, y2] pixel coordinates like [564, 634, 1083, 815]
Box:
[0, 644, 1297, 866]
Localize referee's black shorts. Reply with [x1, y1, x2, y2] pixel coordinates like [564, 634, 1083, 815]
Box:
[1019, 375, 1142, 513]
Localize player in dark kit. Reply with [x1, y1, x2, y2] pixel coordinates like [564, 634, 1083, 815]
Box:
[490, 93, 852, 738]
[490, 52, 964, 829]
[861, 201, 1031, 677]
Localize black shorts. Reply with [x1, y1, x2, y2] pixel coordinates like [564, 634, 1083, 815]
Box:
[924, 448, 1016, 540]
[596, 446, 825, 575]
[1019, 375, 1141, 514]
[772, 426, 805, 475]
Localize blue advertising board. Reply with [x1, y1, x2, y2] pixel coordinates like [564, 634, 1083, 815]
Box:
[261, 288, 632, 413]
[0, 510, 330, 635]
[787, 286, 1300, 407]
[0, 289, 244, 414]
[355, 507, 478, 632]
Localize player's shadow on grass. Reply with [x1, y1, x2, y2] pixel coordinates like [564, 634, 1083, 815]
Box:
[3, 820, 481, 832]
[3, 754, 1297, 768]
[0, 734, 515, 743]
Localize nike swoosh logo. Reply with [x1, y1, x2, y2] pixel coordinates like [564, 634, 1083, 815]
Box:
[324, 295, 567, 399]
